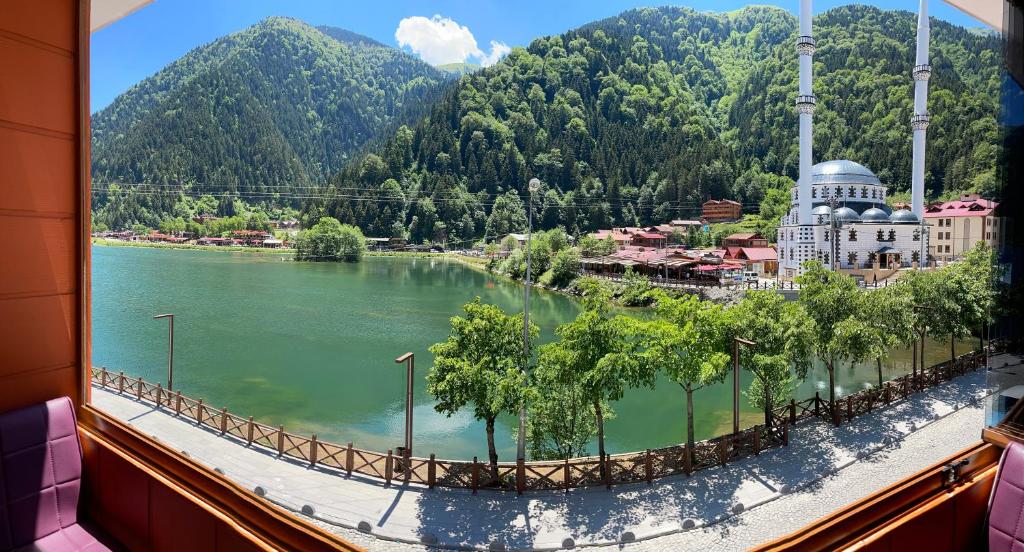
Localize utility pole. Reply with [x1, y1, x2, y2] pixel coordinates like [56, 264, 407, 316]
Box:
[394, 353, 415, 458]
[517, 178, 541, 463]
[153, 313, 174, 390]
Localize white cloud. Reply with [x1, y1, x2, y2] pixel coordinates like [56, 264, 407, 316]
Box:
[395, 15, 509, 67]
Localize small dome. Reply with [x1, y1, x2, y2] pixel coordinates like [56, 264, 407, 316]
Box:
[860, 207, 890, 222]
[889, 209, 919, 224]
[812, 205, 833, 216]
[833, 206, 861, 222]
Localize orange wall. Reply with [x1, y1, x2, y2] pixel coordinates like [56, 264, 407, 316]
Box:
[0, 0, 84, 412]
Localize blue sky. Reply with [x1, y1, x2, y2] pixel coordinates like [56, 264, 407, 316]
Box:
[91, 0, 988, 113]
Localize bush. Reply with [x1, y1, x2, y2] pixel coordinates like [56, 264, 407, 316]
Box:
[549, 248, 581, 288]
[620, 268, 654, 306]
[295, 217, 366, 262]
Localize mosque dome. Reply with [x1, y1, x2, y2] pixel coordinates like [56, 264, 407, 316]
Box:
[860, 207, 890, 223]
[812, 160, 882, 186]
[833, 206, 861, 222]
[812, 205, 833, 216]
[889, 209, 920, 224]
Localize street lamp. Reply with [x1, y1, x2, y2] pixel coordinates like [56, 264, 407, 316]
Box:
[153, 313, 174, 390]
[826, 197, 843, 271]
[517, 177, 542, 463]
[733, 338, 756, 434]
[394, 352, 415, 459]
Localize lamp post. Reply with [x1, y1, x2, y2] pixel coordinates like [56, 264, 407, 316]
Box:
[153, 313, 174, 390]
[827, 197, 843, 271]
[912, 305, 933, 381]
[394, 352, 415, 458]
[517, 178, 541, 463]
[733, 337, 756, 434]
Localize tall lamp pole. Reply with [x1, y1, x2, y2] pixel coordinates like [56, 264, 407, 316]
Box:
[826, 197, 843, 271]
[395, 352, 415, 457]
[733, 338, 756, 434]
[517, 178, 541, 463]
[153, 313, 174, 390]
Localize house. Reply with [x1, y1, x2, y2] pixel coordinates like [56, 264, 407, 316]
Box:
[923, 194, 1005, 263]
[722, 232, 769, 248]
[723, 246, 779, 275]
[196, 236, 233, 246]
[701, 199, 742, 222]
[230, 229, 272, 246]
[631, 232, 667, 248]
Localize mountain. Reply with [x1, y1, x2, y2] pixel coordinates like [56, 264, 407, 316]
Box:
[308, 5, 1000, 243]
[90, 17, 451, 203]
[436, 62, 482, 75]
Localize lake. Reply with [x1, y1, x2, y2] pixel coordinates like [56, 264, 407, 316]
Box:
[91, 245, 963, 460]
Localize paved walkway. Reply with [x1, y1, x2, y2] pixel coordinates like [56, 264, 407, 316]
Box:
[92, 359, 1003, 552]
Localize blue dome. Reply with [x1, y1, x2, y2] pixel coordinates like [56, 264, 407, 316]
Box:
[812, 160, 882, 186]
[833, 206, 861, 222]
[860, 207, 890, 222]
[889, 209, 919, 224]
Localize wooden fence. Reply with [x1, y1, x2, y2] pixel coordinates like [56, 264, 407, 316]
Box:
[90, 345, 992, 494]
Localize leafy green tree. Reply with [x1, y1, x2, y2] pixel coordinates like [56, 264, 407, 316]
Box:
[548, 248, 581, 288]
[729, 291, 814, 428]
[540, 296, 654, 468]
[796, 261, 865, 417]
[526, 351, 600, 460]
[294, 217, 366, 262]
[159, 217, 186, 236]
[642, 293, 731, 459]
[843, 284, 916, 388]
[484, 191, 527, 239]
[619, 268, 653, 307]
[427, 299, 536, 477]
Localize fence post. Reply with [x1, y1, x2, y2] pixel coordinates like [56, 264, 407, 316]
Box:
[196, 399, 204, 424]
[814, 392, 820, 417]
[563, 459, 571, 492]
[718, 439, 728, 466]
[385, 450, 393, 486]
[789, 399, 796, 425]
[136, 377, 144, 401]
[884, 384, 891, 404]
[220, 408, 228, 434]
[846, 397, 853, 422]
[345, 443, 354, 475]
[604, 454, 613, 489]
[277, 426, 285, 455]
[309, 434, 318, 466]
[247, 416, 254, 445]
[516, 459, 525, 495]
[100, 368, 107, 388]
[783, 422, 789, 446]
[753, 430, 761, 455]
[471, 457, 479, 494]
[156, 384, 162, 407]
[644, 449, 653, 484]
[428, 454, 436, 489]
[118, 372, 124, 393]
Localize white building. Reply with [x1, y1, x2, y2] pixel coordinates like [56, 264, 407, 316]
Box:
[777, 0, 932, 279]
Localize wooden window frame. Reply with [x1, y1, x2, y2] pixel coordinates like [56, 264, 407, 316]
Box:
[73, 2, 359, 550]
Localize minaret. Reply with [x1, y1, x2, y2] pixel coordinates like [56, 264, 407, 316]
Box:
[796, 0, 816, 226]
[911, 0, 930, 218]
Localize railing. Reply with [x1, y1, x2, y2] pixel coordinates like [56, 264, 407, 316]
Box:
[90, 344, 993, 493]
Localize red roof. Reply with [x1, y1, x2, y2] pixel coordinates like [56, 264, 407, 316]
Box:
[738, 247, 778, 261]
[923, 196, 997, 218]
[704, 199, 741, 206]
[635, 232, 666, 239]
[724, 232, 759, 241]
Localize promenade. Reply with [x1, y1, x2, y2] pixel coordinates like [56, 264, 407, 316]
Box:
[91, 358, 1004, 551]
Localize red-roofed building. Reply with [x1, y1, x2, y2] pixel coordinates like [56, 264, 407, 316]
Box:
[701, 199, 742, 222]
[722, 232, 768, 248]
[631, 232, 667, 248]
[724, 246, 779, 275]
[923, 194, 1005, 262]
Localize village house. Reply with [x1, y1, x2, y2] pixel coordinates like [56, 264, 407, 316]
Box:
[721, 232, 769, 248]
[924, 194, 1005, 263]
[701, 199, 742, 222]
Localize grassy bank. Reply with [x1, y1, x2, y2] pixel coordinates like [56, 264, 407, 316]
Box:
[91, 238, 293, 255]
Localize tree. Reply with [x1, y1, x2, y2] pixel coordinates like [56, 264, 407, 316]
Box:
[484, 191, 527, 239]
[539, 295, 653, 471]
[843, 284, 916, 388]
[642, 293, 731, 461]
[427, 299, 536, 478]
[527, 350, 599, 460]
[294, 217, 366, 262]
[547, 248, 581, 288]
[729, 291, 814, 428]
[796, 261, 865, 419]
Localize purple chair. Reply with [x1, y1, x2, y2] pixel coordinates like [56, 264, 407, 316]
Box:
[989, 442, 1024, 550]
[0, 397, 116, 551]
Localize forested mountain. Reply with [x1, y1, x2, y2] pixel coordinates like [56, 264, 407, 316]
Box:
[91, 17, 450, 207]
[306, 5, 999, 244]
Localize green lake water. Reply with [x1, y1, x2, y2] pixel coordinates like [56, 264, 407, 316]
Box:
[91, 246, 968, 460]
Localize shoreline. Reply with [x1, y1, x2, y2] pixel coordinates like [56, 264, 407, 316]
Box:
[91, 237, 294, 255]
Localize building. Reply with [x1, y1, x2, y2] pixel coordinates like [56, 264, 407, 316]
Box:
[631, 232, 667, 248]
[724, 246, 778, 275]
[701, 199, 742, 222]
[777, 0, 930, 279]
[924, 194, 1005, 262]
[722, 232, 769, 248]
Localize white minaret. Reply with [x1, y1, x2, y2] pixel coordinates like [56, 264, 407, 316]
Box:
[796, 0, 816, 226]
[911, 0, 930, 218]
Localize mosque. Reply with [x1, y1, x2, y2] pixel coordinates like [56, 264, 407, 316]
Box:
[777, 0, 932, 279]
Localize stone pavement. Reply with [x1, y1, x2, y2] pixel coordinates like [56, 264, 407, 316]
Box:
[92, 360, 1002, 551]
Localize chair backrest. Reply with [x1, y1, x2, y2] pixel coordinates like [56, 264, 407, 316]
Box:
[0, 396, 82, 548]
[989, 441, 1024, 549]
